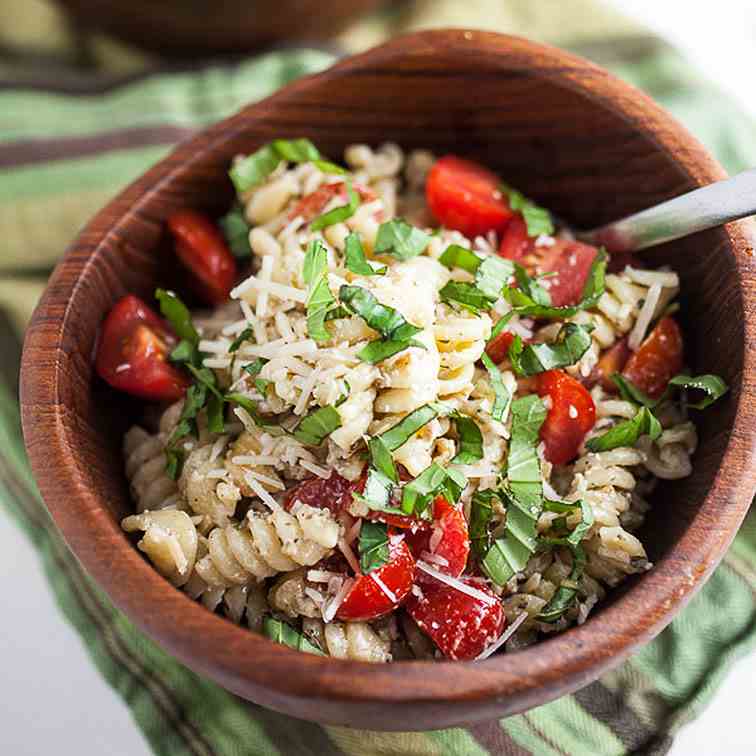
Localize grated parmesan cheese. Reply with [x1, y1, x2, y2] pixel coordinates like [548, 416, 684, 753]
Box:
[299, 459, 331, 479]
[628, 282, 662, 350]
[242, 472, 280, 509]
[475, 611, 529, 660]
[322, 577, 354, 622]
[416, 561, 496, 604]
[231, 274, 308, 304]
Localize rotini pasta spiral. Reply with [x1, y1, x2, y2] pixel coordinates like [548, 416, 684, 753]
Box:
[302, 617, 391, 662]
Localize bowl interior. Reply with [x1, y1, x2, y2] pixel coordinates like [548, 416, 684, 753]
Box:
[21, 31, 755, 729]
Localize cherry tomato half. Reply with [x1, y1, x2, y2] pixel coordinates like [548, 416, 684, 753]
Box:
[405, 496, 469, 581]
[426, 156, 514, 238]
[586, 337, 631, 392]
[622, 317, 684, 399]
[336, 536, 415, 621]
[166, 210, 238, 306]
[282, 472, 354, 516]
[497, 214, 530, 261]
[537, 370, 596, 465]
[484, 329, 516, 365]
[406, 579, 504, 660]
[95, 295, 190, 402]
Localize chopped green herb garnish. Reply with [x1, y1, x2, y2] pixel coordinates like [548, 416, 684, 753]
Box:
[439, 280, 497, 314]
[155, 288, 199, 346]
[218, 206, 251, 258]
[310, 180, 360, 231]
[206, 393, 226, 434]
[368, 436, 398, 483]
[501, 184, 554, 237]
[228, 326, 255, 353]
[611, 374, 656, 408]
[481, 353, 512, 422]
[357, 338, 424, 364]
[271, 138, 320, 163]
[303, 239, 336, 343]
[450, 414, 484, 464]
[586, 406, 661, 452]
[542, 499, 594, 548]
[488, 311, 515, 343]
[292, 405, 342, 446]
[164, 383, 208, 478]
[242, 358, 270, 394]
[438, 249, 513, 313]
[439, 244, 481, 274]
[312, 159, 347, 175]
[229, 144, 281, 194]
[377, 403, 447, 452]
[508, 323, 593, 376]
[353, 467, 400, 514]
[344, 232, 386, 276]
[475, 256, 514, 299]
[400, 463, 465, 517]
[469, 489, 497, 557]
[170, 339, 196, 364]
[374, 218, 430, 261]
[537, 545, 586, 623]
[666, 374, 729, 410]
[358, 521, 390, 573]
[263, 616, 325, 655]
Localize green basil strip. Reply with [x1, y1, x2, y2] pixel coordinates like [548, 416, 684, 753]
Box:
[164, 383, 208, 479]
[225, 392, 273, 429]
[501, 184, 555, 237]
[368, 436, 398, 483]
[377, 403, 445, 452]
[537, 545, 586, 623]
[170, 339, 195, 364]
[312, 159, 347, 175]
[488, 311, 515, 343]
[508, 323, 593, 377]
[577, 248, 608, 309]
[339, 285, 423, 342]
[229, 144, 281, 194]
[310, 180, 360, 231]
[304, 240, 336, 343]
[242, 358, 271, 394]
[450, 414, 484, 464]
[353, 467, 401, 514]
[667, 373, 729, 410]
[357, 338, 422, 365]
[439, 244, 482, 273]
[345, 232, 386, 276]
[374, 218, 430, 261]
[263, 617, 325, 655]
[185, 364, 224, 400]
[292, 405, 342, 445]
[481, 353, 512, 422]
[439, 280, 497, 314]
[475, 256, 515, 299]
[228, 326, 255, 353]
[206, 394, 226, 434]
[586, 406, 662, 452]
[611, 373, 656, 408]
[271, 138, 320, 163]
[470, 489, 497, 557]
[543, 499, 594, 548]
[155, 288, 199, 346]
[358, 521, 390, 573]
[401, 463, 448, 516]
[218, 206, 252, 259]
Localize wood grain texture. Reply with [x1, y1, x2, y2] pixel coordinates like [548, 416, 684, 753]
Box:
[54, 0, 383, 57]
[19, 30, 756, 730]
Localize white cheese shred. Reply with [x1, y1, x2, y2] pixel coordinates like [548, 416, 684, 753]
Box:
[475, 611, 529, 660]
[322, 577, 354, 623]
[628, 282, 662, 350]
[415, 561, 496, 605]
[243, 472, 279, 509]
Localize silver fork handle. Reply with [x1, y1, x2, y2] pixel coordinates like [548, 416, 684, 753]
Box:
[578, 168, 756, 252]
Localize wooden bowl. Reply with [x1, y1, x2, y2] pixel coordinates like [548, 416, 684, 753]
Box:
[54, 0, 383, 57]
[20, 30, 756, 730]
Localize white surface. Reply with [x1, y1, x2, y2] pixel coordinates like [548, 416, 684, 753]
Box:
[2, 2, 756, 755]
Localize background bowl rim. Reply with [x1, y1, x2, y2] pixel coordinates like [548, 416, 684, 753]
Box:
[19, 29, 756, 723]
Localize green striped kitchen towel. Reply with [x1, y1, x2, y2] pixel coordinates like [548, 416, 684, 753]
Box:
[2, 2, 756, 754]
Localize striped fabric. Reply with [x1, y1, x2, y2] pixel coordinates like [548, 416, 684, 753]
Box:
[2, 9, 756, 756]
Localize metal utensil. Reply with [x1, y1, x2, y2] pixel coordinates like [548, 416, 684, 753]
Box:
[578, 169, 756, 252]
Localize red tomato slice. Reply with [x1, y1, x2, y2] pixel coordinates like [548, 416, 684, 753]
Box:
[537, 370, 596, 465]
[287, 182, 377, 223]
[166, 210, 238, 305]
[346, 468, 429, 531]
[405, 496, 469, 580]
[282, 471, 354, 515]
[497, 215, 531, 261]
[95, 295, 190, 401]
[406, 579, 504, 660]
[622, 317, 684, 399]
[336, 536, 415, 621]
[426, 156, 514, 238]
[484, 329, 515, 365]
[586, 337, 631, 392]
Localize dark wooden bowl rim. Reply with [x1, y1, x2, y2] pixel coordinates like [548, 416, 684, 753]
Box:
[20, 30, 756, 728]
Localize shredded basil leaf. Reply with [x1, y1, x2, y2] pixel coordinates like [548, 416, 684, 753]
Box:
[470, 489, 497, 557]
[155, 288, 199, 346]
[242, 358, 270, 394]
[303, 240, 336, 343]
[501, 184, 554, 237]
[481, 353, 512, 422]
[271, 138, 320, 163]
[439, 244, 481, 274]
[542, 499, 594, 548]
[450, 414, 484, 464]
[374, 218, 430, 261]
[377, 403, 446, 452]
[488, 311, 515, 343]
[353, 467, 400, 514]
[170, 339, 196, 364]
[586, 406, 662, 452]
[218, 206, 252, 258]
[164, 383, 207, 479]
[476, 256, 514, 299]
[206, 394, 226, 434]
[292, 405, 342, 446]
[229, 144, 281, 194]
[401, 463, 463, 517]
[358, 521, 390, 573]
[368, 436, 398, 483]
[357, 338, 423, 364]
[344, 232, 386, 276]
[228, 326, 255, 353]
[537, 545, 586, 623]
[310, 180, 360, 231]
[611, 373, 656, 408]
[577, 248, 608, 309]
[185, 364, 224, 400]
[312, 159, 347, 175]
[439, 280, 497, 314]
[508, 323, 593, 377]
[339, 285, 423, 342]
[666, 373, 729, 410]
[263, 617, 325, 655]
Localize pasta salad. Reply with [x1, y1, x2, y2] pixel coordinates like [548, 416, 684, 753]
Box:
[97, 139, 728, 662]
